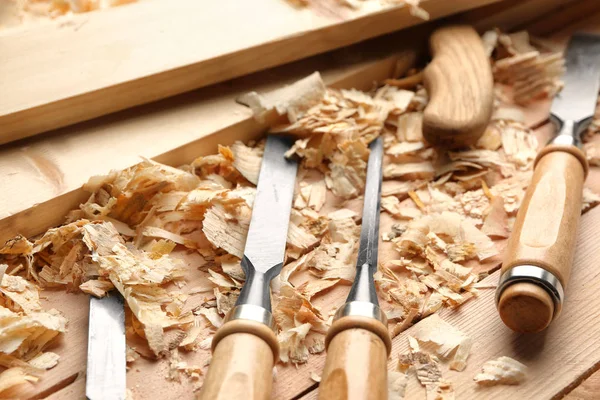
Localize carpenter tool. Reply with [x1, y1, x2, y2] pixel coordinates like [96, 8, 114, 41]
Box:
[199, 135, 298, 400]
[422, 25, 494, 147]
[496, 33, 600, 333]
[318, 137, 391, 400]
[86, 294, 126, 400]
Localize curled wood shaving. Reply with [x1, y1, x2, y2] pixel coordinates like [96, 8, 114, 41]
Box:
[237, 72, 326, 123]
[474, 356, 527, 386]
[231, 141, 264, 185]
[487, 29, 565, 105]
[0, 367, 38, 394]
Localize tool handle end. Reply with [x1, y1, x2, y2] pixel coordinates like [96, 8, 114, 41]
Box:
[498, 149, 586, 332]
[318, 317, 390, 400]
[422, 25, 493, 147]
[198, 320, 278, 400]
[497, 282, 554, 333]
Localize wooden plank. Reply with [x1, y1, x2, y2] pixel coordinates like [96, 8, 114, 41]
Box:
[521, 0, 600, 36]
[43, 373, 86, 400]
[0, 0, 505, 145]
[566, 371, 600, 400]
[0, 42, 411, 245]
[459, 0, 581, 31]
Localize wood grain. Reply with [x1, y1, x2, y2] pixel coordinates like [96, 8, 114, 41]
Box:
[199, 327, 277, 400]
[501, 151, 586, 293]
[566, 370, 600, 399]
[422, 25, 494, 147]
[318, 328, 388, 400]
[0, 0, 505, 145]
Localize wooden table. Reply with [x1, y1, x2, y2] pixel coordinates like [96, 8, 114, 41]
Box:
[1, 1, 600, 399]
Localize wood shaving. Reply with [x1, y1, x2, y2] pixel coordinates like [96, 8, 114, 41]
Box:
[231, 141, 264, 185]
[410, 314, 471, 371]
[0, 367, 38, 394]
[584, 141, 600, 166]
[487, 29, 565, 104]
[237, 72, 326, 123]
[474, 356, 527, 386]
[388, 370, 409, 400]
[582, 187, 600, 212]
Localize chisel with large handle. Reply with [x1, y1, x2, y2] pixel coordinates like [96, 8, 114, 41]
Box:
[496, 33, 600, 333]
[318, 137, 391, 400]
[199, 135, 298, 400]
[422, 25, 494, 148]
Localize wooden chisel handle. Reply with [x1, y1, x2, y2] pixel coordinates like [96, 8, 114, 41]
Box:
[497, 146, 588, 333]
[318, 316, 391, 400]
[198, 319, 279, 400]
[422, 25, 494, 147]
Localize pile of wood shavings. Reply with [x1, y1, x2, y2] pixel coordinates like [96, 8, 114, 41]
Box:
[1, 0, 136, 29]
[388, 315, 527, 398]
[286, 0, 429, 20]
[1, 29, 599, 395]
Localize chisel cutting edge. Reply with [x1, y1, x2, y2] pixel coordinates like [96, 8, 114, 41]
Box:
[318, 137, 391, 400]
[199, 135, 298, 400]
[496, 33, 600, 333]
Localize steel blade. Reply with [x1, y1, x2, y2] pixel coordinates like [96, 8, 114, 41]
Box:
[242, 135, 298, 274]
[347, 137, 384, 304]
[550, 33, 600, 123]
[86, 294, 126, 400]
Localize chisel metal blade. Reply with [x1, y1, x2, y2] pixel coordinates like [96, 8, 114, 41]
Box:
[235, 135, 298, 312]
[86, 294, 126, 400]
[551, 33, 600, 123]
[346, 136, 384, 305]
[242, 135, 298, 274]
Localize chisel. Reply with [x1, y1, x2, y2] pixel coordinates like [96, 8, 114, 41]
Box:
[199, 135, 298, 400]
[318, 137, 391, 400]
[496, 33, 600, 333]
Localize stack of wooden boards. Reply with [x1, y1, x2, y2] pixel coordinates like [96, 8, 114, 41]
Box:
[2, 0, 600, 398]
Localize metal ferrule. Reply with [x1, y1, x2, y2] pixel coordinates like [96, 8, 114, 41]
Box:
[496, 265, 565, 318]
[224, 304, 277, 331]
[548, 114, 593, 149]
[333, 301, 388, 326]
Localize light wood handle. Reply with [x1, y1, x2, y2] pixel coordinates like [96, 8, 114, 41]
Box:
[498, 148, 587, 332]
[318, 317, 390, 400]
[422, 25, 494, 147]
[198, 320, 278, 400]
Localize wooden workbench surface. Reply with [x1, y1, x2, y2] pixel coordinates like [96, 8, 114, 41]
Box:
[2, 2, 600, 399]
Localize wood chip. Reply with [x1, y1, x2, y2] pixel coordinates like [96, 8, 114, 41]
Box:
[411, 314, 471, 371]
[474, 356, 527, 386]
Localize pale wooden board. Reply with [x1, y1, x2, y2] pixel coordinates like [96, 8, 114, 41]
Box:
[0, 38, 409, 244]
[566, 372, 600, 400]
[0, 0, 507, 145]
[43, 374, 86, 400]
